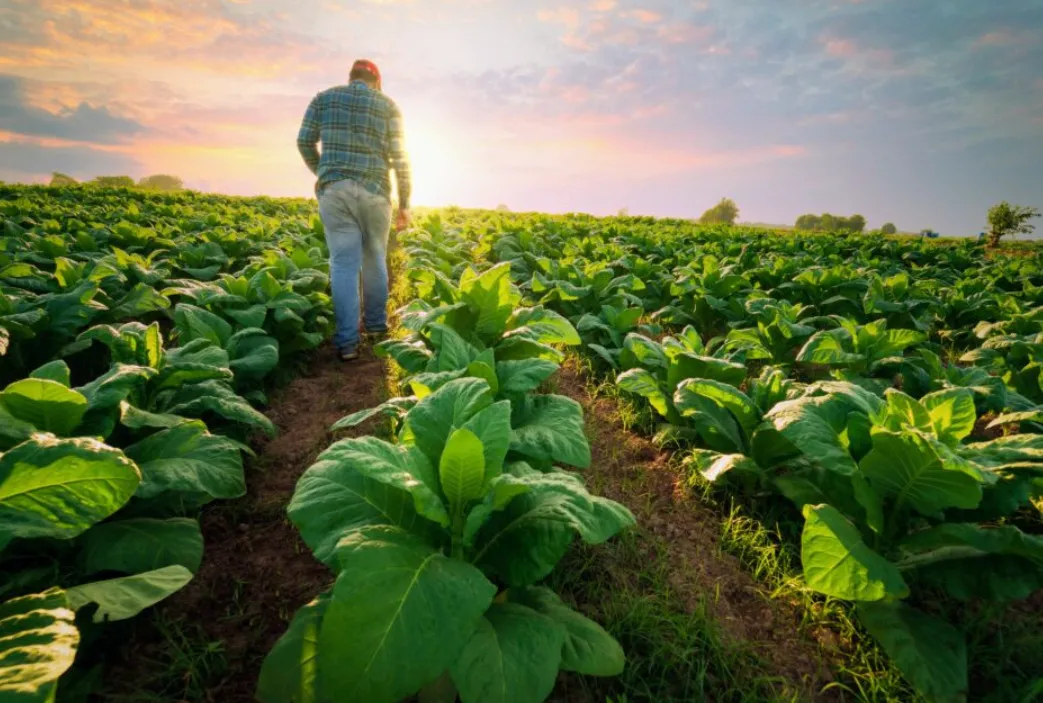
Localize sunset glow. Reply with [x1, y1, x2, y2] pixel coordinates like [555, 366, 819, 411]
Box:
[0, 0, 1040, 233]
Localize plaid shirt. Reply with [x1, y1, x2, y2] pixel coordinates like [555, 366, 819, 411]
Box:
[297, 81, 412, 209]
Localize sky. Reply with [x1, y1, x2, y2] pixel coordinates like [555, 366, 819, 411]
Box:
[0, 0, 1041, 235]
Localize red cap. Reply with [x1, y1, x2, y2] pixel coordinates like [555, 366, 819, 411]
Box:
[351, 59, 382, 90]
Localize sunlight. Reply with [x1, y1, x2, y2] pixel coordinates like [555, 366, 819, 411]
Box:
[402, 122, 460, 207]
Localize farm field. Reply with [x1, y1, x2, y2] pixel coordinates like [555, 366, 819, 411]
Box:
[2, 185, 1043, 703]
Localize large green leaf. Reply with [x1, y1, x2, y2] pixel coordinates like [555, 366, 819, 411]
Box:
[667, 353, 746, 389]
[510, 586, 624, 676]
[801, 504, 908, 601]
[472, 474, 634, 586]
[317, 526, 496, 703]
[173, 303, 232, 346]
[920, 389, 976, 444]
[307, 436, 448, 527]
[462, 401, 512, 480]
[79, 517, 204, 575]
[496, 359, 559, 395]
[0, 435, 140, 547]
[66, 565, 194, 623]
[898, 523, 1043, 601]
[675, 378, 760, 434]
[440, 428, 486, 508]
[160, 379, 276, 437]
[0, 379, 88, 436]
[401, 378, 493, 467]
[616, 368, 670, 418]
[509, 394, 591, 469]
[857, 601, 967, 703]
[29, 361, 70, 386]
[227, 328, 280, 380]
[0, 588, 79, 703]
[289, 440, 447, 566]
[451, 603, 565, 703]
[124, 421, 245, 501]
[860, 429, 982, 516]
[767, 396, 857, 475]
[257, 593, 328, 703]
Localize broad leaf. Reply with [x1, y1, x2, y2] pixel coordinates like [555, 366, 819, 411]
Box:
[401, 378, 493, 467]
[510, 586, 624, 676]
[440, 428, 486, 507]
[318, 526, 496, 703]
[0, 588, 79, 702]
[79, 517, 204, 575]
[0, 379, 88, 436]
[125, 421, 246, 501]
[857, 601, 967, 703]
[257, 593, 329, 703]
[510, 394, 591, 469]
[860, 429, 982, 516]
[801, 504, 908, 601]
[451, 603, 565, 703]
[0, 435, 140, 547]
[921, 389, 976, 444]
[67, 565, 194, 622]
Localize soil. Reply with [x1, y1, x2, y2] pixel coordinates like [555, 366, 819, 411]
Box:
[553, 360, 838, 700]
[102, 343, 387, 703]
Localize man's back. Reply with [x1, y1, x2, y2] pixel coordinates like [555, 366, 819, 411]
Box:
[297, 81, 411, 210]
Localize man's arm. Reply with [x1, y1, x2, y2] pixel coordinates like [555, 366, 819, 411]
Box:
[388, 102, 412, 211]
[297, 95, 321, 175]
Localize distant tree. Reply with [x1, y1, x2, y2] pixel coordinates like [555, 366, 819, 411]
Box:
[138, 174, 184, 191]
[617, 207, 629, 217]
[846, 214, 867, 233]
[90, 176, 135, 188]
[987, 201, 1040, 247]
[795, 214, 820, 230]
[881, 222, 898, 235]
[699, 197, 739, 225]
[495, 203, 511, 212]
[820, 213, 837, 232]
[49, 172, 78, 186]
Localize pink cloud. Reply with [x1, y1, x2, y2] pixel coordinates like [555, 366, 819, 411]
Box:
[537, 7, 581, 29]
[657, 22, 714, 44]
[625, 9, 662, 24]
[589, 0, 616, 10]
[823, 38, 857, 57]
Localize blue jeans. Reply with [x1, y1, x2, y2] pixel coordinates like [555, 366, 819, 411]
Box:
[317, 179, 392, 351]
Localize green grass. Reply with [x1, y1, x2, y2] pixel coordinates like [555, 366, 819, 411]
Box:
[547, 532, 793, 703]
[103, 614, 227, 703]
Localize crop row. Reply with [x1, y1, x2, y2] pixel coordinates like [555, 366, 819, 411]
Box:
[0, 186, 331, 699]
[257, 230, 636, 702]
[369, 212, 1043, 703]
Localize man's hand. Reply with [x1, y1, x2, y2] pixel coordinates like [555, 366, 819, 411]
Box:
[395, 208, 412, 232]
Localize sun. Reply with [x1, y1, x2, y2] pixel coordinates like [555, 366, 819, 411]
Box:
[400, 123, 459, 208]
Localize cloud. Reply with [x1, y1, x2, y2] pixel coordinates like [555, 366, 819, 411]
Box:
[0, 74, 144, 144]
[0, 137, 141, 183]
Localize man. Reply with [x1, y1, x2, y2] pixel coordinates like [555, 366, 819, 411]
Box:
[297, 59, 412, 361]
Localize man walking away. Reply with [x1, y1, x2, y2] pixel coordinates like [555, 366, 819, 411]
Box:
[297, 59, 412, 361]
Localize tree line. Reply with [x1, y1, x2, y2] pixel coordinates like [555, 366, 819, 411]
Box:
[49, 173, 185, 192]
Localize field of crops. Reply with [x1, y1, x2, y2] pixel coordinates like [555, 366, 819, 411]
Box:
[3, 185, 1043, 703]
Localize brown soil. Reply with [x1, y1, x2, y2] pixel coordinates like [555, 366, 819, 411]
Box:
[553, 361, 837, 700]
[103, 344, 386, 703]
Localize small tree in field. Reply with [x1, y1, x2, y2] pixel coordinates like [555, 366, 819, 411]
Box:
[138, 174, 184, 191]
[90, 176, 135, 188]
[881, 222, 897, 235]
[699, 198, 739, 225]
[49, 172, 78, 186]
[987, 201, 1040, 247]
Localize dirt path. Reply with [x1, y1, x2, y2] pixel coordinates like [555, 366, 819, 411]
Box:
[104, 344, 386, 703]
[553, 361, 838, 701]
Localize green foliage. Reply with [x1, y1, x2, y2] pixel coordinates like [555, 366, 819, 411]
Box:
[88, 175, 136, 188]
[49, 172, 78, 186]
[137, 174, 184, 191]
[987, 201, 1039, 247]
[881, 222, 898, 235]
[698, 197, 739, 225]
[795, 212, 868, 233]
[0, 183, 330, 700]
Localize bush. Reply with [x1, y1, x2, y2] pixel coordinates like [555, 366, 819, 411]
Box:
[987, 201, 1039, 247]
[138, 174, 184, 191]
[49, 173, 78, 187]
[699, 198, 739, 225]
